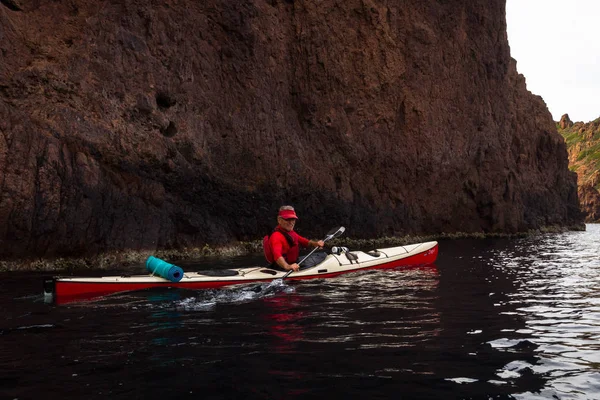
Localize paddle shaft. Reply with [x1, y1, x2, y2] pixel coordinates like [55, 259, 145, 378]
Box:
[281, 246, 319, 279]
[280, 227, 344, 279]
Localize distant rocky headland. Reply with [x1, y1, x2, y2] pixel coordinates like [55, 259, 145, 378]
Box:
[0, 0, 584, 269]
[557, 114, 600, 222]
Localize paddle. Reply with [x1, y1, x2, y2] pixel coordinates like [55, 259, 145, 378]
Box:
[253, 226, 345, 295]
[280, 226, 346, 279]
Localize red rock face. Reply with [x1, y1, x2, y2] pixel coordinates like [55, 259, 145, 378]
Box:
[559, 114, 574, 129]
[579, 185, 600, 222]
[0, 0, 583, 259]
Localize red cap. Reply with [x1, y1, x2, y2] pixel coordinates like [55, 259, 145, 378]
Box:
[278, 209, 298, 219]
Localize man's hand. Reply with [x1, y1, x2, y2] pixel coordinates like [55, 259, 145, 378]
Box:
[288, 263, 300, 271]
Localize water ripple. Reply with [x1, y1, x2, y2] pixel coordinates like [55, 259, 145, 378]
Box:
[491, 224, 600, 399]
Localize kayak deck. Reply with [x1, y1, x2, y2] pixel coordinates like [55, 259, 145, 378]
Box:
[45, 241, 438, 304]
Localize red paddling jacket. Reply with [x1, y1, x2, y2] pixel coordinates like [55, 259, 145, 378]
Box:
[263, 227, 310, 264]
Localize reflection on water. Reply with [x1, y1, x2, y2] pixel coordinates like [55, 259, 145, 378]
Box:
[489, 225, 600, 399]
[263, 295, 306, 354]
[1, 226, 599, 399]
[299, 265, 441, 349]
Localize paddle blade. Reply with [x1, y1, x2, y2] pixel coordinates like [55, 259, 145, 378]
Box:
[325, 226, 345, 240]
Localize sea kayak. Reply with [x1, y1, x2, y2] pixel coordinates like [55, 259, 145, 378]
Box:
[44, 241, 438, 304]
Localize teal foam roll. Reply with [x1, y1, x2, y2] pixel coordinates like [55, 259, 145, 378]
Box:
[146, 256, 184, 283]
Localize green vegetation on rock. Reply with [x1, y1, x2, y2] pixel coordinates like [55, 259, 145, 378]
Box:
[557, 117, 600, 191]
[557, 114, 600, 222]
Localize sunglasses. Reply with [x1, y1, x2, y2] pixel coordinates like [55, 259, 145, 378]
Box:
[281, 218, 297, 222]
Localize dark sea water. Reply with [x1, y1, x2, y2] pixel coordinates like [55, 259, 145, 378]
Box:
[1, 224, 599, 400]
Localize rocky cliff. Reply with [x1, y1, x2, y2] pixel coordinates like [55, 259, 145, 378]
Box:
[0, 0, 584, 262]
[558, 114, 600, 222]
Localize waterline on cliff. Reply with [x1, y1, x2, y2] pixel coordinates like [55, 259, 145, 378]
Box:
[0, 224, 587, 272]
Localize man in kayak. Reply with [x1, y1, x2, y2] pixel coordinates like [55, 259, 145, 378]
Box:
[264, 206, 325, 272]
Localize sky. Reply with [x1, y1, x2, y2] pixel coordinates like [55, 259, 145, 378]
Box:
[506, 0, 600, 123]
